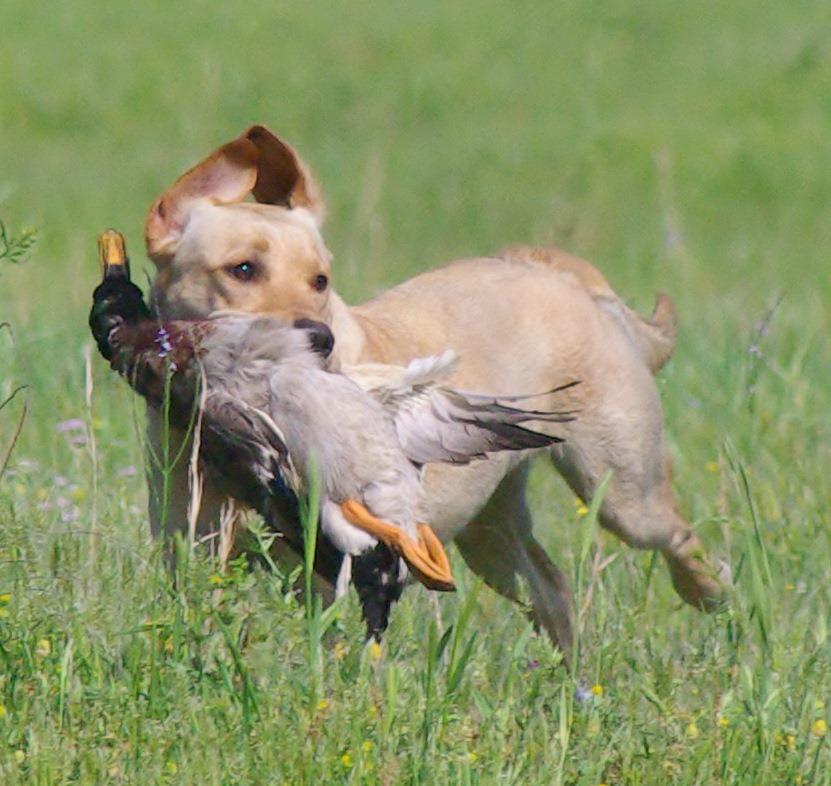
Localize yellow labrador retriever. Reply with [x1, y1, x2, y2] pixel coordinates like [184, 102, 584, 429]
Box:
[143, 125, 728, 654]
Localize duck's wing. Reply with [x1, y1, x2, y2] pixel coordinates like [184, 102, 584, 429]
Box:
[351, 352, 578, 465]
[392, 385, 577, 465]
[200, 393, 298, 495]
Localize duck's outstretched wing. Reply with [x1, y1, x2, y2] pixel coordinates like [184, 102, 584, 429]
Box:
[393, 385, 577, 465]
[352, 352, 578, 465]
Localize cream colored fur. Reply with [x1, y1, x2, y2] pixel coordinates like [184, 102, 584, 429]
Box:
[144, 126, 729, 658]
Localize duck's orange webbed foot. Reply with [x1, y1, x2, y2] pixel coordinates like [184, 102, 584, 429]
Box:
[341, 499, 456, 592]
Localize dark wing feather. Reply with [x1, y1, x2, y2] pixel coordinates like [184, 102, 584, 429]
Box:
[393, 385, 576, 465]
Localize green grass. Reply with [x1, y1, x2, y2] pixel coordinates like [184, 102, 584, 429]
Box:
[1, 0, 830, 783]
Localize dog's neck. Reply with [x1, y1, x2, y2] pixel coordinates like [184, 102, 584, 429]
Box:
[328, 291, 368, 365]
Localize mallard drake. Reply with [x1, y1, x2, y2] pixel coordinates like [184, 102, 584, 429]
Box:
[91, 230, 575, 637]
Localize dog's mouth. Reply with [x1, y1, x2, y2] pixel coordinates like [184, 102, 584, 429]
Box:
[152, 288, 335, 360]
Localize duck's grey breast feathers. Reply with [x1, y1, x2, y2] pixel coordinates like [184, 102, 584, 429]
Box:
[265, 362, 416, 500]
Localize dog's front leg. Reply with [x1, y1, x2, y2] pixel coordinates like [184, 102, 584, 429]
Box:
[454, 464, 575, 665]
[146, 408, 243, 555]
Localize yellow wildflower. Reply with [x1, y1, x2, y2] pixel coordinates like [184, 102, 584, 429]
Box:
[812, 719, 826, 738]
[14, 750, 25, 764]
[361, 740, 373, 753]
[576, 505, 589, 517]
[368, 641, 383, 661]
[815, 699, 826, 711]
[340, 752, 353, 768]
[718, 716, 729, 728]
[786, 734, 796, 751]
[165, 761, 178, 775]
[35, 638, 51, 658]
[0, 704, 7, 719]
[317, 699, 329, 711]
[686, 722, 699, 740]
[333, 642, 348, 662]
[208, 574, 224, 586]
[591, 683, 603, 697]
[467, 751, 478, 763]
[0, 593, 10, 604]
[705, 461, 719, 474]
[70, 487, 86, 502]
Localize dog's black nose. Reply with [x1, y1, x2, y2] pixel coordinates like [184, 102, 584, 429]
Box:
[294, 318, 335, 358]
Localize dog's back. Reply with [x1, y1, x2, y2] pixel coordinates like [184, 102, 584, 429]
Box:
[500, 245, 677, 373]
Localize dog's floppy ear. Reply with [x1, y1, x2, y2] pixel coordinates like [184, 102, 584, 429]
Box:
[145, 131, 259, 262]
[145, 126, 325, 263]
[245, 125, 325, 221]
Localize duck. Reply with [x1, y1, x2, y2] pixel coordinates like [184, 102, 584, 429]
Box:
[90, 230, 576, 637]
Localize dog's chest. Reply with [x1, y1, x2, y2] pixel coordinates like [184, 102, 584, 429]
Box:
[414, 452, 525, 540]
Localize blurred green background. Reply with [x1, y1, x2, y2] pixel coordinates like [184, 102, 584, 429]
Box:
[1, 1, 830, 783]
[3, 0, 829, 304]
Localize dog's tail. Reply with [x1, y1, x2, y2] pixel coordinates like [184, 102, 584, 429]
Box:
[597, 292, 677, 374]
[499, 245, 677, 374]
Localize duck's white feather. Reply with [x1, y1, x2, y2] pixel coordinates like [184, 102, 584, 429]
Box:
[321, 499, 378, 554]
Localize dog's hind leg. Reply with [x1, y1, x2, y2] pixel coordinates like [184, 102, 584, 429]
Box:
[599, 486, 730, 612]
[550, 400, 730, 612]
[454, 463, 575, 662]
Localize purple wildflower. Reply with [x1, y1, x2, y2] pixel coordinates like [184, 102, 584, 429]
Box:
[155, 327, 174, 357]
[56, 419, 85, 433]
[60, 507, 80, 523]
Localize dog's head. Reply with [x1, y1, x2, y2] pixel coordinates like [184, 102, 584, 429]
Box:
[146, 126, 333, 325]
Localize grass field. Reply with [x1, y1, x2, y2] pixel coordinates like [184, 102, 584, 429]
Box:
[1, 1, 830, 783]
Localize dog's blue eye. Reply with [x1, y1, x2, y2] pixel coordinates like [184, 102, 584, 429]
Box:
[227, 260, 260, 283]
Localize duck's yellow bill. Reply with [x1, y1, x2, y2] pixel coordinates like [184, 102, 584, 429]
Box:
[97, 229, 130, 279]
